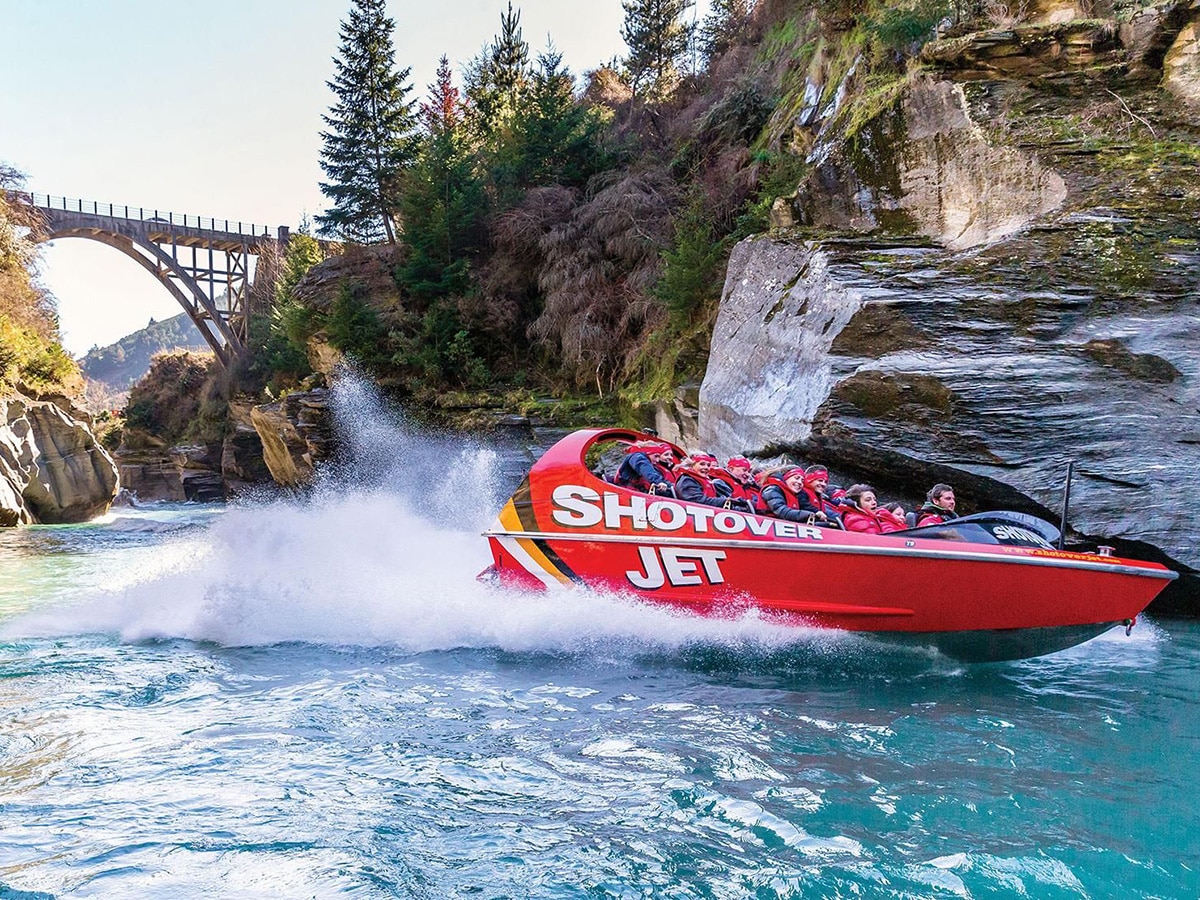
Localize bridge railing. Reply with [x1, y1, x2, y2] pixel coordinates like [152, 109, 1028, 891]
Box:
[30, 193, 276, 239]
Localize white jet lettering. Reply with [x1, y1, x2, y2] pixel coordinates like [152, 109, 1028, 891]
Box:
[604, 492, 648, 529]
[625, 546, 727, 589]
[713, 511, 744, 534]
[547, 485, 826, 542]
[648, 500, 687, 531]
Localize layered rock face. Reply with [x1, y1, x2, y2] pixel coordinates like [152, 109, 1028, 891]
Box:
[1, 396, 119, 525]
[249, 388, 334, 487]
[700, 19, 1199, 608]
[113, 393, 333, 501]
[703, 231, 1198, 575]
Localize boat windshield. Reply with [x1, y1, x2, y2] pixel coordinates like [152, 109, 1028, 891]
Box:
[903, 512, 1060, 549]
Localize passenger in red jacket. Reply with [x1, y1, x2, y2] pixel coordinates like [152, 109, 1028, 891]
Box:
[801, 466, 844, 527]
[675, 453, 739, 508]
[654, 447, 678, 489]
[711, 456, 760, 508]
[841, 484, 884, 534]
[877, 502, 909, 533]
[761, 467, 831, 524]
[614, 441, 673, 495]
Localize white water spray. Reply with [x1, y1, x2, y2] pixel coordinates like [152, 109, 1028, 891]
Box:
[6, 373, 824, 654]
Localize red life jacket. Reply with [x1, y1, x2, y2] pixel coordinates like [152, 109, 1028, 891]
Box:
[762, 475, 802, 510]
[876, 508, 908, 533]
[843, 507, 883, 535]
[710, 469, 750, 501]
[802, 484, 841, 518]
[655, 463, 677, 484]
[916, 503, 956, 527]
[745, 483, 762, 510]
[677, 466, 718, 498]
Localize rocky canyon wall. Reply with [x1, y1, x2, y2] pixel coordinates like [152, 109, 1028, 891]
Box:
[698, 14, 1200, 608]
[1, 395, 119, 525]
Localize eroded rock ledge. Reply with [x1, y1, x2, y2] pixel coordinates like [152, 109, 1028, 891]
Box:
[1, 394, 119, 525]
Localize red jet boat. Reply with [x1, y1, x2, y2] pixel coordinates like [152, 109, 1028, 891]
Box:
[481, 429, 1177, 661]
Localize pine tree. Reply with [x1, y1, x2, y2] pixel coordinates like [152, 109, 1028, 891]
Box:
[317, 0, 418, 244]
[496, 44, 608, 197]
[463, 2, 530, 142]
[398, 56, 485, 302]
[491, 2, 529, 98]
[621, 0, 695, 101]
[699, 0, 753, 62]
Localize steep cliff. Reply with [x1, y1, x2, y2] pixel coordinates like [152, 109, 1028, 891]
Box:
[698, 5, 1200, 609]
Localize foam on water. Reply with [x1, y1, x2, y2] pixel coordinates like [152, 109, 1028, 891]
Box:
[3, 374, 836, 656]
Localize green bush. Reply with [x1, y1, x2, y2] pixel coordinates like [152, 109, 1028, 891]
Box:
[326, 282, 392, 373]
[654, 196, 728, 330]
[867, 0, 952, 55]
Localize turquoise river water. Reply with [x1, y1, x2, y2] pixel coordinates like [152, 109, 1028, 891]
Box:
[1, 386, 1197, 898]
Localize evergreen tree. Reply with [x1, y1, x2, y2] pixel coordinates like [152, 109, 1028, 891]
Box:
[496, 44, 608, 197]
[621, 0, 695, 101]
[317, 0, 419, 244]
[462, 2, 530, 142]
[491, 2, 530, 97]
[699, 0, 753, 62]
[397, 56, 486, 302]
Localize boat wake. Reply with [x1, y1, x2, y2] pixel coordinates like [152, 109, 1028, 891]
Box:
[2, 376, 849, 660]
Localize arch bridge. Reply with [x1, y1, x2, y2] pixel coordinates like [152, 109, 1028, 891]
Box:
[20, 194, 292, 368]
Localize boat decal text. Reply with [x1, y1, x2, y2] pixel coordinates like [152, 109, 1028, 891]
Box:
[989, 524, 1055, 548]
[626, 545, 726, 589]
[550, 485, 825, 541]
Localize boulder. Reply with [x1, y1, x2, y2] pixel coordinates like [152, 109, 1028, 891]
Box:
[1, 396, 119, 524]
[1163, 7, 1200, 104]
[250, 401, 312, 487]
[113, 451, 186, 503]
[248, 388, 335, 487]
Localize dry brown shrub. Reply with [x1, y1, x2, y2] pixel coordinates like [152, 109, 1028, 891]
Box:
[530, 170, 681, 391]
[492, 187, 579, 259]
[464, 187, 583, 344]
[583, 67, 634, 110]
[701, 146, 760, 229]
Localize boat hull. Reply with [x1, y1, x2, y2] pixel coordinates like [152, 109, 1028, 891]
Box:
[484, 429, 1178, 662]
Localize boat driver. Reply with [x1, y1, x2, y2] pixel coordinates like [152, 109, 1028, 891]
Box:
[916, 484, 958, 526]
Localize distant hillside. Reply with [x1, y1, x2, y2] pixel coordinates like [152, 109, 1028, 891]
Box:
[80, 312, 212, 410]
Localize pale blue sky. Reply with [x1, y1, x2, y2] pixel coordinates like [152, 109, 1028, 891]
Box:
[2, 0, 710, 355]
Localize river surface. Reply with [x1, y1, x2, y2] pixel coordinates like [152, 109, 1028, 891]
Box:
[1, 384, 1197, 898]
